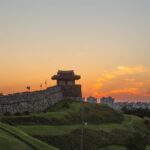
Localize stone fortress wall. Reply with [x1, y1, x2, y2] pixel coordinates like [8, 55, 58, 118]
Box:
[0, 70, 82, 114]
[0, 86, 63, 114]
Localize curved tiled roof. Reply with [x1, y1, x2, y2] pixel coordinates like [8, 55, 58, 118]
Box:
[51, 70, 81, 80]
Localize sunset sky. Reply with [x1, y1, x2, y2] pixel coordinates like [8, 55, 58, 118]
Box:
[0, 0, 150, 101]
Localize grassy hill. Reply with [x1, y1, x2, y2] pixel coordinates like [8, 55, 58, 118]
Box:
[0, 122, 59, 150]
[0, 100, 150, 150]
[0, 100, 123, 125]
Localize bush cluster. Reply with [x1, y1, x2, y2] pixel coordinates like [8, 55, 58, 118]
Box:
[34, 129, 150, 150]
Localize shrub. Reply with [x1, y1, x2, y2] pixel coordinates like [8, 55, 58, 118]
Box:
[14, 112, 21, 116]
[4, 112, 11, 116]
[122, 107, 150, 118]
[126, 132, 146, 150]
[23, 111, 30, 115]
[144, 117, 150, 128]
[62, 102, 70, 109]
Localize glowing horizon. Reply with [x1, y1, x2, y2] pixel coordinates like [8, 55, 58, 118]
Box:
[0, 0, 150, 101]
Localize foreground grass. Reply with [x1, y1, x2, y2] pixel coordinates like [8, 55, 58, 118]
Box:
[0, 122, 59, 150]
[0, 128, 33, 150]
[98, 145, 127, 150]
[146, 145, 150, 150]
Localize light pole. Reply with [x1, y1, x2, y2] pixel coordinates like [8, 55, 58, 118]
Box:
[81, 101, 84, 150]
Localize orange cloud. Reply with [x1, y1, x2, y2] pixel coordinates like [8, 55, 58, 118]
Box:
[94, 65, 147, 89]
[110, 88, 139, 94]
[93, 88, 140, 98]
[117, 65, 146, 74]
[92, 65, 149, 100]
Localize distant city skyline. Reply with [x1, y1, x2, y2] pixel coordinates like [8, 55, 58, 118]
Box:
[0, 0, 150, 101]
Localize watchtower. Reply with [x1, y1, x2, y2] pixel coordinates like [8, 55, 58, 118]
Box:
[51, 70, 82, 98]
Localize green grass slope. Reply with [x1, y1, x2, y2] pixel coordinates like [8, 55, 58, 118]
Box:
[98, 145, 127, 150]
[0, 128, 32, 150]
[146, 145, 150, 150]
[16, 115, 148, 137]
[0, 122, 59, 150]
